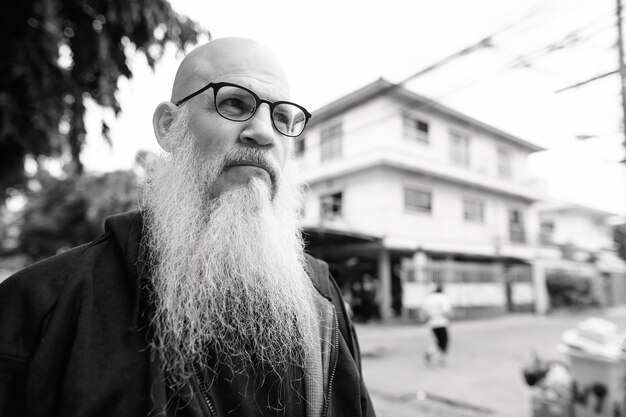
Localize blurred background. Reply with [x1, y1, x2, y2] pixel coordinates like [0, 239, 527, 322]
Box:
[3, 1, 626, 415]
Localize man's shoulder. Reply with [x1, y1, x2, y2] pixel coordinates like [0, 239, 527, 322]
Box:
[0, 210, 142, 305]
[0, 234, 113, 301]
[0, 211, 143, 359]
[0, 239, 117, 360]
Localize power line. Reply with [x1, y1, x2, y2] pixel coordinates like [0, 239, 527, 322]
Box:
[482, 3, 614, 59]
[396, 38, 494, 86]
[348, 2, 557, 109]
[496, 8, 617, 86]
[299, 6, 620, 156]
[302, 28, 611, 152]
[300, 6, 556, 142]
[555, 70, 619, 93]
[393, 1, 555, 88]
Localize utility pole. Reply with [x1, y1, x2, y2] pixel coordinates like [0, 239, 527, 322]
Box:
[617, 0, 626, 163]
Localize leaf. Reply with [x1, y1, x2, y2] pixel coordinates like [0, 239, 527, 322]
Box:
[0, 0, 203, 201]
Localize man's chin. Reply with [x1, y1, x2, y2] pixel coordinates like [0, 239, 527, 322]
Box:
[209, 175, 275, 201]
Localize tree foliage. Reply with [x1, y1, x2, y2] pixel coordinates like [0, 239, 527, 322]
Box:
[545, 271, 599, 310]
[17, 168, 140, 260]
[0, 0, 203, 200]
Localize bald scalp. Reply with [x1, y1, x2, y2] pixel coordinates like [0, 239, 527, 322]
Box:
[171, 37, 291, 103]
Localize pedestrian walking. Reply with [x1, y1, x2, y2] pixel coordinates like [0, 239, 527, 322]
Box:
[421, 283, 453, 367]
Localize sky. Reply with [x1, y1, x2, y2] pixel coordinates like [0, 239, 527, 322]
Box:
[81, 0, 626, 216]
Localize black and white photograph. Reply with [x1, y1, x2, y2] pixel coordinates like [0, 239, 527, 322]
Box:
[2, 1, 626, 416]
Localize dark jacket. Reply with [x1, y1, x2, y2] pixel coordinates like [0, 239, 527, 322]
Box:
[0, 211, 375, 417]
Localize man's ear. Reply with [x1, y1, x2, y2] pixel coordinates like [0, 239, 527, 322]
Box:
[152, 101, 178, 152]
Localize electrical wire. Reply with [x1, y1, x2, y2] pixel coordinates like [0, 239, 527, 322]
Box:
[298, 5, 620, 154]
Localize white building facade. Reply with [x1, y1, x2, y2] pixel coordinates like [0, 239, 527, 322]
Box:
[295, 79, 549, 320]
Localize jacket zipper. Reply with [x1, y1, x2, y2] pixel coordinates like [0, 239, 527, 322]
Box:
[322, 308, 340, 417]
[193, 363, 217, 417]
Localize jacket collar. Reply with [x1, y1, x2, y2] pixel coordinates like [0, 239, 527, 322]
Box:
[304, 253, 332, 301]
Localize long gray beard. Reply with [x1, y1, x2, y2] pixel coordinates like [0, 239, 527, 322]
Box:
[139, 106, 317, 388]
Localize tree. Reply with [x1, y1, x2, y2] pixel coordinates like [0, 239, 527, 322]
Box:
[545, 270, 599, 310]
[17, 168, 140, 261]
[0, 0, 204, 200]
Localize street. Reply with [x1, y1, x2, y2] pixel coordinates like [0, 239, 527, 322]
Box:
[356, 309, 626, 417]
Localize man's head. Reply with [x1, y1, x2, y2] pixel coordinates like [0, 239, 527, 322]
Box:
[142, 38, 316, 392]
[152, 37, 309, 200]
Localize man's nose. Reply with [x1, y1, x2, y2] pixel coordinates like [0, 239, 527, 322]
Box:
[239, 103, 276, 147]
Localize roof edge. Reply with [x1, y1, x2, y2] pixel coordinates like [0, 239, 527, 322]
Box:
[306, 78, 545, 153]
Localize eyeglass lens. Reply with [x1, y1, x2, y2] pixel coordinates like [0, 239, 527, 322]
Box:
[215, 85, 306, 136]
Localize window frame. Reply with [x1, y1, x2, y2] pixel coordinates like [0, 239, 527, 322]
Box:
[320, 122, 343, 162]
[497, 146, 513, 179]
[508, 207, 526, 243]
[463, 196, 485, 223]
[320, 191, 343, 220]
[449, 129, 470, 167]
[404, 187, 432, 213]
[402, 114, 430, 144]
[540, 220, 555, 244]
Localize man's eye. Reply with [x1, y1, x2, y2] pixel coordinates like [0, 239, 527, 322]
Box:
[273, 112, 289, 125]
[219, 98, 248, 113]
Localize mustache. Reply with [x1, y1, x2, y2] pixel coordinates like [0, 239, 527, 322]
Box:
[220, 147, 280, 185]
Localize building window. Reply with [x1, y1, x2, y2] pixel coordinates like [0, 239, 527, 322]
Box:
[509, 208, 526, 243]
[404, 188, 432, 213]
[320, 123, 342, 162]
[321, 192, 343, 220]
[463, 197, 484, 222]
[498, 147, 512, 178]
[540, 220, 554, 244]
[294, 136, 306, 158]
[449, 129, 470, 167]
[403, 114, 429, 144]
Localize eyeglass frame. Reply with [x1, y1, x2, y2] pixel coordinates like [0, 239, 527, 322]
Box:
[173, 81, 312, 137]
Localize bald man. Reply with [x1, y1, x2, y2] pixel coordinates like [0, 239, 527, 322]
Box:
[0, 38, 376, 417]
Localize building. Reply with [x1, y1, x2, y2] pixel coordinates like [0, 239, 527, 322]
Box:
[536, 201, 626, 308]
[295, 78, 547, 320]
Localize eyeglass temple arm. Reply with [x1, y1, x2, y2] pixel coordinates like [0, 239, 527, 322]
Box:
[173, 83, 214, 106]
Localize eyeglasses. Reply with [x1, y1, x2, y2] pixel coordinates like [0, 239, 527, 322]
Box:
[174, 81, 312, 137]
